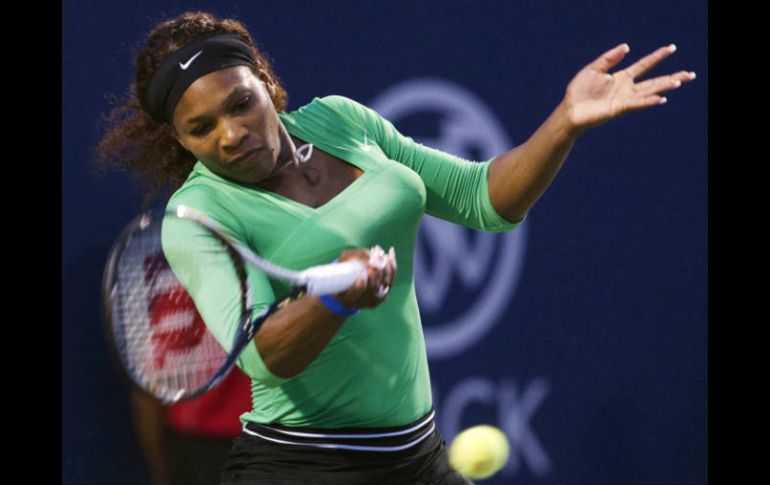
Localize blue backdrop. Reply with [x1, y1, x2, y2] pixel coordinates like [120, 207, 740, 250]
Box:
[62, 1, 707, 483]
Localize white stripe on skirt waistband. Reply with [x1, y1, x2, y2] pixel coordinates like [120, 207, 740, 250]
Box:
[244, 410, 435, 440]
[243, 422, 436, 452]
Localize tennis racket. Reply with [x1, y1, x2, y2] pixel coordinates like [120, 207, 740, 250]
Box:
[102, 205, 366, 404]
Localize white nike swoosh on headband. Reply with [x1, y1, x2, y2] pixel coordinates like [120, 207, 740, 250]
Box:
[179, 50, 203, 70]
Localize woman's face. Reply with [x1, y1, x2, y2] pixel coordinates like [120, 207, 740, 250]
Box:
[172, 65, 295, 185]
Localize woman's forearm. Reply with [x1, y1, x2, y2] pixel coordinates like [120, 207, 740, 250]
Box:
[487, 101, 583, 222]
[254, 295, 348, 378]
[254, 247, 394, 379]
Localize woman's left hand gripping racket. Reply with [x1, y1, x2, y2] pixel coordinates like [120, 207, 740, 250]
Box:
[102, 205, 366, 404]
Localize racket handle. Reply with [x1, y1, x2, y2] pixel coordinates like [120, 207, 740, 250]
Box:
[301, 261, 367, 295]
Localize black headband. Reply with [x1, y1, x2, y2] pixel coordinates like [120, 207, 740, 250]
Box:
[145, 34, 256, 124]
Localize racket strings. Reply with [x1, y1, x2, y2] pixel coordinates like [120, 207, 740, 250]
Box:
[107, 209, 360, 404]
[111, 216, 230, 401]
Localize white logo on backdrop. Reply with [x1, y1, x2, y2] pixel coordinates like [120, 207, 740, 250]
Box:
[369, 79, 528, 359]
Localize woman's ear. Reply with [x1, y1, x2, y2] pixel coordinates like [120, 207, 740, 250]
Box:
[259, 69, 276, 98]
[172, 126, 188, 152]
[264, 79, 276, 98]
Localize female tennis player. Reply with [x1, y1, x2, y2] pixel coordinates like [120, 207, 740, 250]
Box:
[96, 11, 695, 485]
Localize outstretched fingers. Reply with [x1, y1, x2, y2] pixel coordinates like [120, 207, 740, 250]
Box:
[631, 70, 697, 100]
[589, 43, 632, 74]
[622, 44, 679, 81]
[622, 94, 670, 112]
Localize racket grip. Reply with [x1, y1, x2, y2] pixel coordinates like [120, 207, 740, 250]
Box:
[302, 261, 367, 295]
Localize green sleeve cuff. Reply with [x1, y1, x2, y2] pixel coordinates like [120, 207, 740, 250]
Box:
[479, 160, 527, 232]
[237, 339, 287, 388]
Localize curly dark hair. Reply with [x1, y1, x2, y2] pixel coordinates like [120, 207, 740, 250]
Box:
[95, 11, 288, 201]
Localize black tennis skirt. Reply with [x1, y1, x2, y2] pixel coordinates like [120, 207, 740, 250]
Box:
[219, 408, 473, 485]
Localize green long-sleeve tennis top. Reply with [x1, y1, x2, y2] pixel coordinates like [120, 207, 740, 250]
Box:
[165, 95, 524, 429]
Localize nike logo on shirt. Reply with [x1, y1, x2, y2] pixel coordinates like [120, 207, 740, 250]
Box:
[179, 50, 203, 70]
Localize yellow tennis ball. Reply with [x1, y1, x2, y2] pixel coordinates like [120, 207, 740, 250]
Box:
[448, 425, 510, 480]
